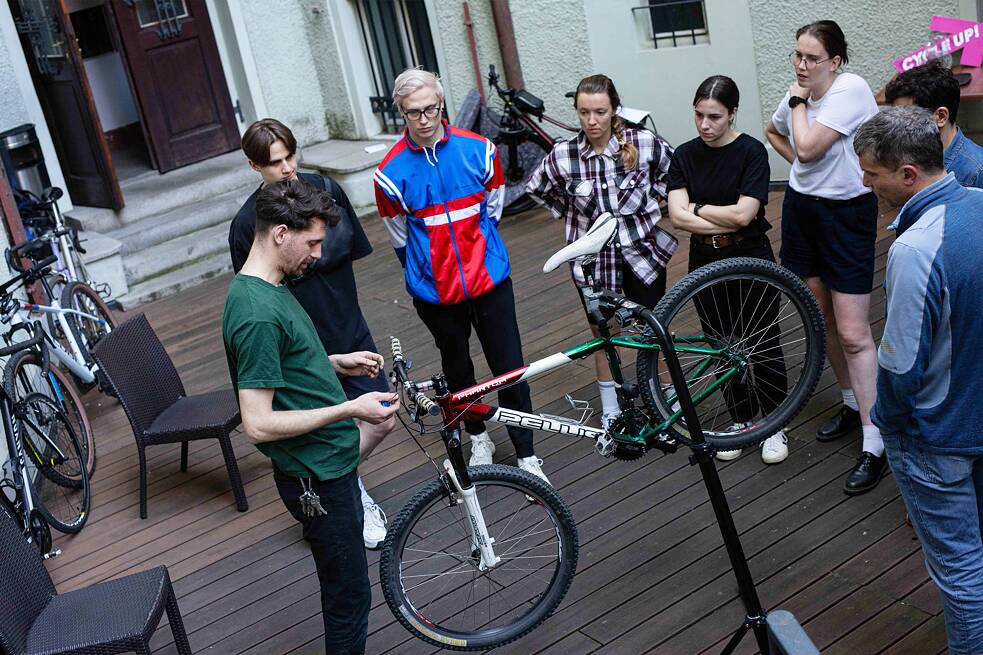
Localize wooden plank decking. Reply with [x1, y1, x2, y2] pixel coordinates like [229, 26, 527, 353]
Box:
[43, 193, 946, 654]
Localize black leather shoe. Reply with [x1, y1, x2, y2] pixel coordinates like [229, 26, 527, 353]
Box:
[844, 451, 888, 495]
[817, 406, 861, 442]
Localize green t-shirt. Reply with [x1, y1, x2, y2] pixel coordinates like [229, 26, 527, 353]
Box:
[222, 274, 360, 481]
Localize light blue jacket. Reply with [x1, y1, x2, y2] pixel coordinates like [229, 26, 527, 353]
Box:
[871, 173, 983, 454]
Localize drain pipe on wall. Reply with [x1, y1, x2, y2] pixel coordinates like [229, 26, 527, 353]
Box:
[490, 0, 524, 90]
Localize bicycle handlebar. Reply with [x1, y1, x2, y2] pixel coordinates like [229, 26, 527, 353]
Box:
[0, 326, 43, 359]
[390, 337, 441, 416]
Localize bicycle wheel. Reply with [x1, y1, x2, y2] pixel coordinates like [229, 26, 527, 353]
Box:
[3, 349, 95, 479]
[637, 257, 825, 451]
[17, 393, 90, 533]
[61, 280, 116, 366]
[380, 465, 578, 651]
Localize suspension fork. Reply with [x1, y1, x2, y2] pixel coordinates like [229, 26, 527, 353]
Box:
[434, 374, 500, 570]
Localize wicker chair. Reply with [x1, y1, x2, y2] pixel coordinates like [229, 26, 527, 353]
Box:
[92, 314, 248, 519]
[0, 507, 193, 655]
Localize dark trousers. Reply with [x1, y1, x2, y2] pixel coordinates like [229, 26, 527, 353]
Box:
[688, 236, 789, 424]
[413, 277, 535, 458]
[274, 468, 370, 655]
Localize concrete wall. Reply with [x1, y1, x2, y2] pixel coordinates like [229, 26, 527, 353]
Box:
[236, 0, 331, 146]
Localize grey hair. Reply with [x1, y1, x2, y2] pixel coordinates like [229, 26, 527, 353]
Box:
[392, 67, 444, 110]
[853, 105, 944, 172]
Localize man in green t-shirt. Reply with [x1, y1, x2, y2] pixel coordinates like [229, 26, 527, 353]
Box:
[223, 179, 398, 654]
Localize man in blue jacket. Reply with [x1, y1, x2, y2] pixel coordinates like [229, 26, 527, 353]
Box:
[374, 68, 546, 484]
[856, 106, 983, 655]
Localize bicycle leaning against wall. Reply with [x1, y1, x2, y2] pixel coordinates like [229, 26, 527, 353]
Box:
[379, 213, 825, 651]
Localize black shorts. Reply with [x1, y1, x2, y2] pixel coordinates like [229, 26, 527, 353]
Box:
[779, 187, 878, 294]
[337, 334, 391, 401]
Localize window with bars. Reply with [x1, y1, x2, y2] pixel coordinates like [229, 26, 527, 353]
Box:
[632, 0, 709, 49]
[355, 0, 440, 133]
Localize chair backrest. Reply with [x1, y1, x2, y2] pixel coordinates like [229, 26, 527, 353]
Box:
[92, 314, 186, 439]
[0, 507, 55, 655]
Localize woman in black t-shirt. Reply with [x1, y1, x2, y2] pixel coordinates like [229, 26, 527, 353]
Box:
[666, 75, 788, 465]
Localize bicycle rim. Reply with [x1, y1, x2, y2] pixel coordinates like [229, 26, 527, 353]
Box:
[62, 281, 116, 365]
[380, 465, 577, 650]
[638, 258, 824, 450]
[4, 350, 95, 479]
[20, 394, 90, 533]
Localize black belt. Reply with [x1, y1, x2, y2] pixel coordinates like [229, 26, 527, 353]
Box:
[692, 233, 748, 249]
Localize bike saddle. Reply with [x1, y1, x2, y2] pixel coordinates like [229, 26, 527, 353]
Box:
[543, 212, 617, 273]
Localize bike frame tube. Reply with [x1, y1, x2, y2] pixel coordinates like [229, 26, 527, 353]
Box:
[10, 307, 96, 383]
[0, 395, 36, 522]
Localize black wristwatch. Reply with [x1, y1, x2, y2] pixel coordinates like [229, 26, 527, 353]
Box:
[693, 204, 704, 217]
[788, 95, 807, 109]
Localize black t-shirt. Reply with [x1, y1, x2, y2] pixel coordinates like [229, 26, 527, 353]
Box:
[228, 172, 375, 355]
[666, 133, 771, 237]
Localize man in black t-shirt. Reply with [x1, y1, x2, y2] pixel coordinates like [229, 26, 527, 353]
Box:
[229, 119, 395, 550]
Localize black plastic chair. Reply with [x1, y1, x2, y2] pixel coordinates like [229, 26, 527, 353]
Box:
[92, 314, 248, 519]
[0, 507, 193, 654]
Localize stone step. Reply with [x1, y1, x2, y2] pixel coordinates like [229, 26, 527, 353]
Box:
[67, 150, 255, 232]
[114, 251, 232, 310]
[108, 184, 250, 255]
[122, 219, 232, 286]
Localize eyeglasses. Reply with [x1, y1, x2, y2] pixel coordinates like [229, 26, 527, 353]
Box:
[402, 104, 442, 121]
[790, 51, 831, 69]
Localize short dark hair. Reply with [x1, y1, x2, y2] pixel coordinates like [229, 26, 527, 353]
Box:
[885, 61, 960, 124]
[693, 75, 740, 113]
[854, 106, 944, 173]
[796, 20, 848, 65]
[242, 118, 297, 166]
[255, 179, 340, 234]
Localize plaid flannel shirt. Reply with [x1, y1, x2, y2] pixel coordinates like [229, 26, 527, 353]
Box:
[527, 129, 677, 290]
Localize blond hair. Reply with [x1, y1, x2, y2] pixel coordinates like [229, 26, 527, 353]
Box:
[392, 67, 445, 111]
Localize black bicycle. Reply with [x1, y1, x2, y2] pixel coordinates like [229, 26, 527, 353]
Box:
[0, 321, 91, 558]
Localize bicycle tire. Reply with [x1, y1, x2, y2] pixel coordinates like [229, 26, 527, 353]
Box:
[380, 465, 578, 651]
[3, 349, 95, 479]
[17, 393, 90, 533]
[637, 257, 825, 451]
[60, 280, 116, 367]
[502, 193, 539, 217]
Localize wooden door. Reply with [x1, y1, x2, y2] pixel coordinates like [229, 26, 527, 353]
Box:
[9, 0, 124, 209]
[109, 0, 239, 173]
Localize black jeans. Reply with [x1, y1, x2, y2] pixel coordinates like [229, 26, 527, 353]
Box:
[413, 277, 535, 458]
[274, 468, 370, 655]
[688, 236, 789, 424]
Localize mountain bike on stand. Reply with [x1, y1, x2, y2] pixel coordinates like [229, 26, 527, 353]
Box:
[381, 213, 825, 652]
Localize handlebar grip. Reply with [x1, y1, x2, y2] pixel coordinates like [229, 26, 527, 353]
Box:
[415, 393, 441, 417]
[390, 336, 403, 361]
[0, 331, 43, 358]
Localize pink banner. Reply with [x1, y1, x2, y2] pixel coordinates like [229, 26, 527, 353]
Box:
[893, 16, 983, 72]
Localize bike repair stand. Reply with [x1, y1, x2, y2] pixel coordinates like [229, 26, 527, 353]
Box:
[641, 310, 817, 655]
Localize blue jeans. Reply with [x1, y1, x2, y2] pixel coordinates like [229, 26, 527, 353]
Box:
[883, 434, 983, 655]
[274, 467, 370, 654]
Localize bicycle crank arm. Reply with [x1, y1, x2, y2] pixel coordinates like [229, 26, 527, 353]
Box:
[443, 459, 500, 571]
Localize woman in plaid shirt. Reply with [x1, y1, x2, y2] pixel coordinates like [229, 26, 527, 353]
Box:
[527, 74, 677, 428]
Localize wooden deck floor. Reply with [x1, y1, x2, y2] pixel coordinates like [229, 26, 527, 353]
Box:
[45, 193, 947, 654]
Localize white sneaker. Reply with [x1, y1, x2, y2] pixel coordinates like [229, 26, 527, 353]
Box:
[760, 430, 789, 464]
[362, 502, 387, 550]
[716, 422, 752, 462]
[601, 412, 621, 431]
[517, 456, 551, 486]
[469, 432, 495, 466]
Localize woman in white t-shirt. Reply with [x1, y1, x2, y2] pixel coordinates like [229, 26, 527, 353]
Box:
[765, 20, 885, 495]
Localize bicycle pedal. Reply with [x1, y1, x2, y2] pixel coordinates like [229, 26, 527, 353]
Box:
[42, 548, 62, 560]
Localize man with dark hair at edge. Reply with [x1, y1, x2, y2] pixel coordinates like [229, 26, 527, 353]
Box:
[229, 118, 394, 550]
[373, 68, 548, 484]
[857, 105, 983, 654]
[223, 179, 399, 654]
[886, 60, 983, 188]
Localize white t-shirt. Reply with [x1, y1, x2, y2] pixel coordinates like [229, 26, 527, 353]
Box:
[771, 72, 877, 200]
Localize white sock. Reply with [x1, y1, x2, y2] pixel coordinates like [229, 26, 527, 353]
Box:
[598, 380, 618, 415]
[862, 425, 884, 457]
[841, 388, 859, 411]
[358, 476, 374, 507]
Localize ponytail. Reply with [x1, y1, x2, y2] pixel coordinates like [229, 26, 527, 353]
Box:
[612, 115, 638, 170]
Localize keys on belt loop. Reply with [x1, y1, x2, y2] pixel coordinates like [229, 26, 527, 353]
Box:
[299, 477, 327, 518]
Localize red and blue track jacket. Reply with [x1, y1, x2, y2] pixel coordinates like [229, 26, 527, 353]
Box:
[374, 120, 509, 305]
